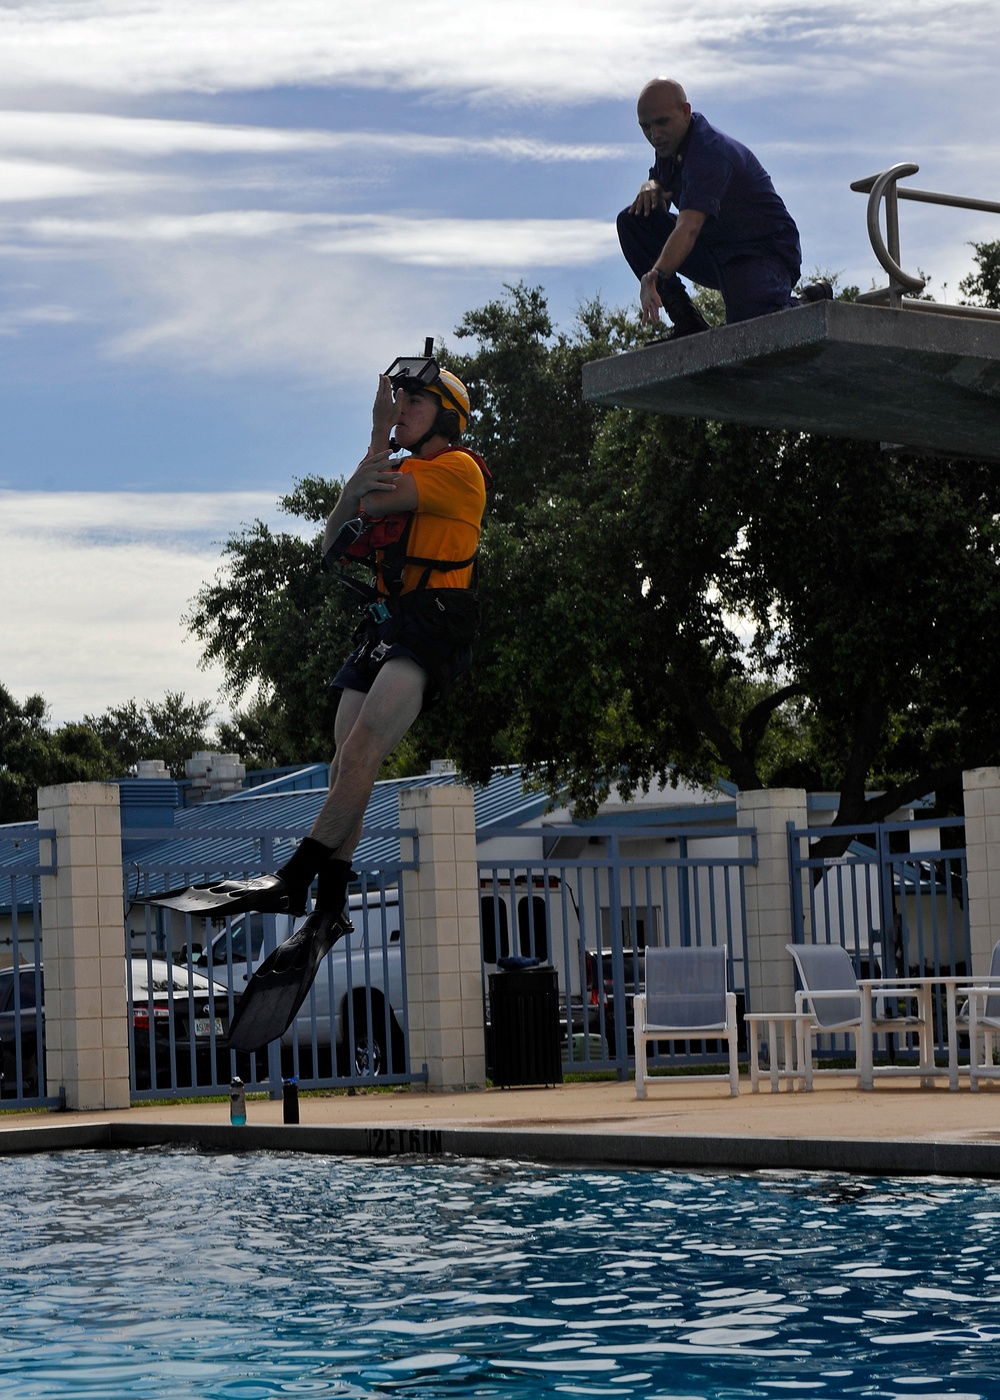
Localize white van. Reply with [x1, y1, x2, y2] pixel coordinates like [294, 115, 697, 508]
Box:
[190, 889, 404, 1076]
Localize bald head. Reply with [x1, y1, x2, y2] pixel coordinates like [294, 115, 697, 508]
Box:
[638, 77, 687, 108]
[636, 78, 692, 160]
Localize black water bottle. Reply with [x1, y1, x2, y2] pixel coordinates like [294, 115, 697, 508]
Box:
[282, 1077, 299, 1125]
[229, 1076, 246, 1126]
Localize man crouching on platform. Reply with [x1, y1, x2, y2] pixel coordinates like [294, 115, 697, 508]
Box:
[617, 77, 831, 337]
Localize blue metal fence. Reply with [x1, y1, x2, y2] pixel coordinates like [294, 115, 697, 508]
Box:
[3, 811, 757, 1102]
[477, 825, 757, 1079]
[126, 826, 420, 1097]
[787, 814, 970, 1057]
[0, 824, 61, 1109]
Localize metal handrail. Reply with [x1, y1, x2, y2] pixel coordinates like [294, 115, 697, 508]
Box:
[851, 162, 1000, 317]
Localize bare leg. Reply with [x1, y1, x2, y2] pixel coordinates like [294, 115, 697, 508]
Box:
[205, 657, 428, 921]
[308, 657, 427, 860]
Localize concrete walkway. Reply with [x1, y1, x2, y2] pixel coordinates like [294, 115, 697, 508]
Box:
[3, 1075, 1000, 1178]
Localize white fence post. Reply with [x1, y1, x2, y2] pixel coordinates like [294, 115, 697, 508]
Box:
[962, 766, 1000, 974]
[37, 782, 130, 1110]
[736, 788, 809, 1014]
[399, 785, 485, 1091]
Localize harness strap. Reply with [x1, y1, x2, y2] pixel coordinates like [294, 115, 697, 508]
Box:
[401, 548, 480, 593]
[330, 444, 490, 604]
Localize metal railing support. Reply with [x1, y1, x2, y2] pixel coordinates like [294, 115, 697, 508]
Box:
[852, 163, 1000, 318]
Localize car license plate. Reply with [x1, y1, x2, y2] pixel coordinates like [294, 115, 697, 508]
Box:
[195, 1018, 224, 1037]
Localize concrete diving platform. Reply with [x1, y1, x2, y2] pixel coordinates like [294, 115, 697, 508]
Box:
[582, 300, 1000, 460]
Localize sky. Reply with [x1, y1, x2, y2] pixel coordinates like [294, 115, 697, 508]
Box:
[2, 0, 999, 733]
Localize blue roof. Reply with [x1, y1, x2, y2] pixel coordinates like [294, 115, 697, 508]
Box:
[9, 764, 916, 908]
[163, 763, 329, 809]
[567, 800, 739, 830]
[0, 823, 53, 913]
[1, 768, 553, 907]
[231, 764, 329, 796]
[119, 767, 555, 892]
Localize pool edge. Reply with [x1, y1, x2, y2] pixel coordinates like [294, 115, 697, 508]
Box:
[2, 1119, 999, 1179]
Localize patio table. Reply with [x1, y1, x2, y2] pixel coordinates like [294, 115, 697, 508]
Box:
[745, 1012, 814, 1092]
[857, 976, 971, 1091]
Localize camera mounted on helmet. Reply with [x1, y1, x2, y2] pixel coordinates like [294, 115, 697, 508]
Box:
[384, 341, 470, 445]
[385, 354, 440, 394]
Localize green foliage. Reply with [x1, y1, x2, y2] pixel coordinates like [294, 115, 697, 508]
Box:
[959, 240, 1000, 309]
[0, 684, 219, 820]
[423, 284, 1000, 822]
[184, 494, 357, 766]
[186, 276, 1000, 829]
[83, 693, 215, 779]
[0, 684, 119, 822]
[443, 283, 646, 524]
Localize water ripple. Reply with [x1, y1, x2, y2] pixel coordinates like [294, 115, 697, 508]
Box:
[0, 1151, 998, 1398]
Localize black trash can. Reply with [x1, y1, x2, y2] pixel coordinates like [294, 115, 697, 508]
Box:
[489, 965, 563, 1087]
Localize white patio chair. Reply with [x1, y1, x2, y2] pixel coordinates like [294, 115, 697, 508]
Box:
[960, 941, 1000, 1091]
[786, 942, 933, 1089]
[633, 945, 739, 1099]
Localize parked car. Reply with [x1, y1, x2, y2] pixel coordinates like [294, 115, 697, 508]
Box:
[0, 966, 44, 1097]
[594, 946, 643, 1059]
[186, 889, 405, 1077]
[129, 958, 230, 1088]
[0, 961, 230, 1097]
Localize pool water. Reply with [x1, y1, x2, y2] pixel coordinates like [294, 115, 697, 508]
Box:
[1, 1150, 998, 1399]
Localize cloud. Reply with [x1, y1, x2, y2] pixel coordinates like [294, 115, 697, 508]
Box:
[1, 0, 995, 470]
[0, 213, 616, 376]
[0, 303, 82, 336]
[0, 110, 629, 165]
[0, 490, 294, 726]
[0, 1, 675, 100]
[1, 0, 995, 103]
[15, 210, 613, 264]
[0, 157, 148, 202]
[100, 245, 497, 375]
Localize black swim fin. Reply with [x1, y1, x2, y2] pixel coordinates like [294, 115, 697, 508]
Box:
[132, 874, 296, 918]
[226, 908, 352, 1053]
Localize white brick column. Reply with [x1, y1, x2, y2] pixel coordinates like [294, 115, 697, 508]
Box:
[962, 767, 1000, 974]
[37, 782, 130, 1110]
[400, 785, 485, 1091]
[736, 788, 809, 1014]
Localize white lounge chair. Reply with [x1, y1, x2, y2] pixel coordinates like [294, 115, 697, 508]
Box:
[633, 945, 740, 1099]
[786, 942, 934, 1090]
[960, 941, 1000, 1091]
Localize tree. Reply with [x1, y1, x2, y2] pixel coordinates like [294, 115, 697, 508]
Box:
[185, 286, 642, 776]
[959, 240, 1000, 310]
[0, 684, 118, 823]
[0, 685, 218, 822]
[188, 279, 1000, 847]
[426, 286, 1000, 836]
[83, 692, 215, 779]
[185, 479, 359, 768]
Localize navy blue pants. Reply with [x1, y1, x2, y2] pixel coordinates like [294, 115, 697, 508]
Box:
[617, 207, 799, 324]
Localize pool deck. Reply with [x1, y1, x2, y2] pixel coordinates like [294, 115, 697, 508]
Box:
[3, 1075, 1000, 1177]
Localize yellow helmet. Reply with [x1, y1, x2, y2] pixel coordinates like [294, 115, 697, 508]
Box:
[426, 368, 470, 436]
[385, 350, 470, 441]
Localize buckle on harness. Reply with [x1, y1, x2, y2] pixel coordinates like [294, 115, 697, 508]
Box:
[368, 599, 392, 624]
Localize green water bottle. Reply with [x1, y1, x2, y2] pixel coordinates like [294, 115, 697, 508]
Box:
[229, 1076, 246, 1126]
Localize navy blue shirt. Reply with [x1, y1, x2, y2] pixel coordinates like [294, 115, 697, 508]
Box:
[650, 112, 801, 273]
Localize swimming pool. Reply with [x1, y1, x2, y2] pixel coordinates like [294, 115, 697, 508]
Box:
[0, 1149, 997, 1398]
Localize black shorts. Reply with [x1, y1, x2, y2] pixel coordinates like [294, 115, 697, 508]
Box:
[332, 591, 476, 710]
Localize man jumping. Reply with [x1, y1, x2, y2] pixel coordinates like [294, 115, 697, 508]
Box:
[148, 353, 489, 1051]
